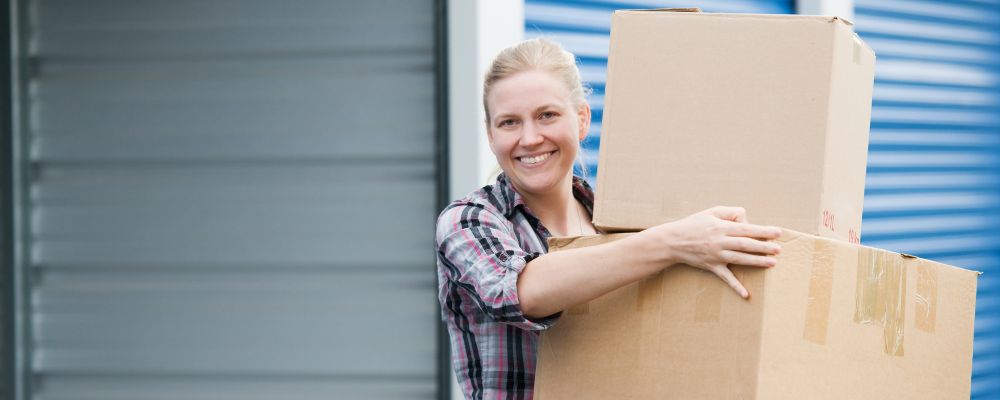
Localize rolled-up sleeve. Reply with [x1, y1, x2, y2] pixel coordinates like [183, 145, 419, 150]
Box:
[436, 203, 559, 331]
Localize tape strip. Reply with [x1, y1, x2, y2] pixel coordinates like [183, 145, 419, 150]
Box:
[567, 303, 590, 315]
[880, 252, 906, 357]
[637, 273, 664, 311]
[915, 261, 938, 333]
[611, 285, 643, 377]
[547, 236, 590, 315]
[853, 248, 879, 326]
[803, 240, 835, 345]
[637, 272, 665, 376]
[694, 271, 723, 322]
[854, 248, 907, 356]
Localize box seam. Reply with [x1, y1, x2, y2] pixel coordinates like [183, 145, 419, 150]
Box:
[593, 13, 619, 229]
[816, 23, 842, 240]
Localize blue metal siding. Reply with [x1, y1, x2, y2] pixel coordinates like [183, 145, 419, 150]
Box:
[853, 1, 1000, 398]
[524, 1, 795, 182]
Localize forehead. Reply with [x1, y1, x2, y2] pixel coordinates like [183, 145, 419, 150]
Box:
[487, 70, 572, 115]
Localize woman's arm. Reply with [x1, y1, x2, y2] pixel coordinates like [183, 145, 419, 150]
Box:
[517, 206, 782, 319]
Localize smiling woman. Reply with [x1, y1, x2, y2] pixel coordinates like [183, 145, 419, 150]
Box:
[435, 38, 783, 399]
[485, 68, 592, 237]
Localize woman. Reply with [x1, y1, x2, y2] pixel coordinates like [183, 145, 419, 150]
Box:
[435, 38, 782, 399]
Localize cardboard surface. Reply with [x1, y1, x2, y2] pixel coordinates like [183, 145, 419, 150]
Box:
[593, 11, 875, 243]
[534, 231, 979, 399]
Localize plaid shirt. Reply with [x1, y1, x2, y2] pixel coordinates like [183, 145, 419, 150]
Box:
[436, 173, 595, 400]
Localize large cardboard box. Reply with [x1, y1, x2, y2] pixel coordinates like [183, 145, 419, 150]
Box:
[593, 10, 875, 243]
[535, 231, 979, 399]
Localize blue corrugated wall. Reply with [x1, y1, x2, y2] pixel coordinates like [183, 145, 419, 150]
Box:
[526, 0, 999, 397]
[852, 1, 1000, 398]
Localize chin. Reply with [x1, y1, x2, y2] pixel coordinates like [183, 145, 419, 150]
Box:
[509, 171, 567, 195]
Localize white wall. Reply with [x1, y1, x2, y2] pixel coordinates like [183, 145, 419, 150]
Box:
[447, 0, 524, 202]
[445, 2, 524, 398]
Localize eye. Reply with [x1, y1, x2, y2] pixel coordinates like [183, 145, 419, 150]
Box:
[539, 111, 559, 120]
[497, 119, 518, 128]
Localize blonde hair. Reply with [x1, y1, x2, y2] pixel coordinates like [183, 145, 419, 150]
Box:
[483, 38, 590, 124]
[482, 38, 592, 183]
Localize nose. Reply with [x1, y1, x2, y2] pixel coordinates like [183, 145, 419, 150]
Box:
[519, 121, 545, 147]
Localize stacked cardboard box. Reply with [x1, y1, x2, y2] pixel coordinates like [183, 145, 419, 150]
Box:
[534, 9, 980, 400]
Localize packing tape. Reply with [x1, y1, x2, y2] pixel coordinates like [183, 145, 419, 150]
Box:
[611, 283, 643, 377]
[694, 270, 723, 322]
[637, 273, 664, 377]
[854, 248, 907, 356]
[637, 273, 664, 311]
[803, 240, 835, 345]
[567, 303, 590, 315]
[547, 236, 591, 315]
[915, 261, 938, 333]
[546, 236, 577, 251]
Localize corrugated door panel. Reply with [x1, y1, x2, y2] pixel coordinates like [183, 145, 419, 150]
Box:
[26, 1, 438, 399]
[853, 1, 1000, 398]
[524, 0, 795, 183]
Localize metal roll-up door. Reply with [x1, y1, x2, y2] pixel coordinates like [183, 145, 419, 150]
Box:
[852, 1, 1000, 397]
[22, 1, 442, 399]
[524, 0, 795, 184]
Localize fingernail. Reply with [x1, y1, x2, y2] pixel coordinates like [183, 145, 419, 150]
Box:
[744, 289, 752, 300]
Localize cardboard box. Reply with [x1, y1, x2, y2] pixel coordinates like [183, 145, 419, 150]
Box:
[593, 10, 875, 243]
[535, 230, 979, 399]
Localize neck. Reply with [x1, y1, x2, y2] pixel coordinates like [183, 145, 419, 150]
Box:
[517, 174, 590, 237]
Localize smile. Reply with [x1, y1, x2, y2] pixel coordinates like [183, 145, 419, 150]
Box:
[517, 151, 556, 165]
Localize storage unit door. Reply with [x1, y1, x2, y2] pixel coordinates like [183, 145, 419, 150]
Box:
[24, 1, 441, 399]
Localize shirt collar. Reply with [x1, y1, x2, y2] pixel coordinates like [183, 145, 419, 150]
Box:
[492, 173, 595, 219]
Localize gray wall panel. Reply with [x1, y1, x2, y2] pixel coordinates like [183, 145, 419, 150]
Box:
[23, 0, 440, 398]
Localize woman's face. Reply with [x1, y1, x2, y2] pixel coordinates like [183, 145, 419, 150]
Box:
[485, 70, 590, 198]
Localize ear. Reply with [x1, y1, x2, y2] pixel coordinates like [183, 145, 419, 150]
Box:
[577, 102, 591, 142]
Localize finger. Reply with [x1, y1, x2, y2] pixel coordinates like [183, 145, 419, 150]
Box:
[721, 237, 781, 255]
[720, 250, 777, 268]
[707, 206, 747, 223]
[711, 265, 749, 299]
[723, 222, 782, 240]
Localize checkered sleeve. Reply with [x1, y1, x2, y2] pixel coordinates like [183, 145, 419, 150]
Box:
[436, 202, 560, 331]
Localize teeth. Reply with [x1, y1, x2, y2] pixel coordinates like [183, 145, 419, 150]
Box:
[520, 152, 553, 165]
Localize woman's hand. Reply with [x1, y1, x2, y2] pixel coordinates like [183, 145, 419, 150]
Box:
[639, 206, 782, 299]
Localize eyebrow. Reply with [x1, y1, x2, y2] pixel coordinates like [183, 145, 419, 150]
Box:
[491, 104, 562, 123]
